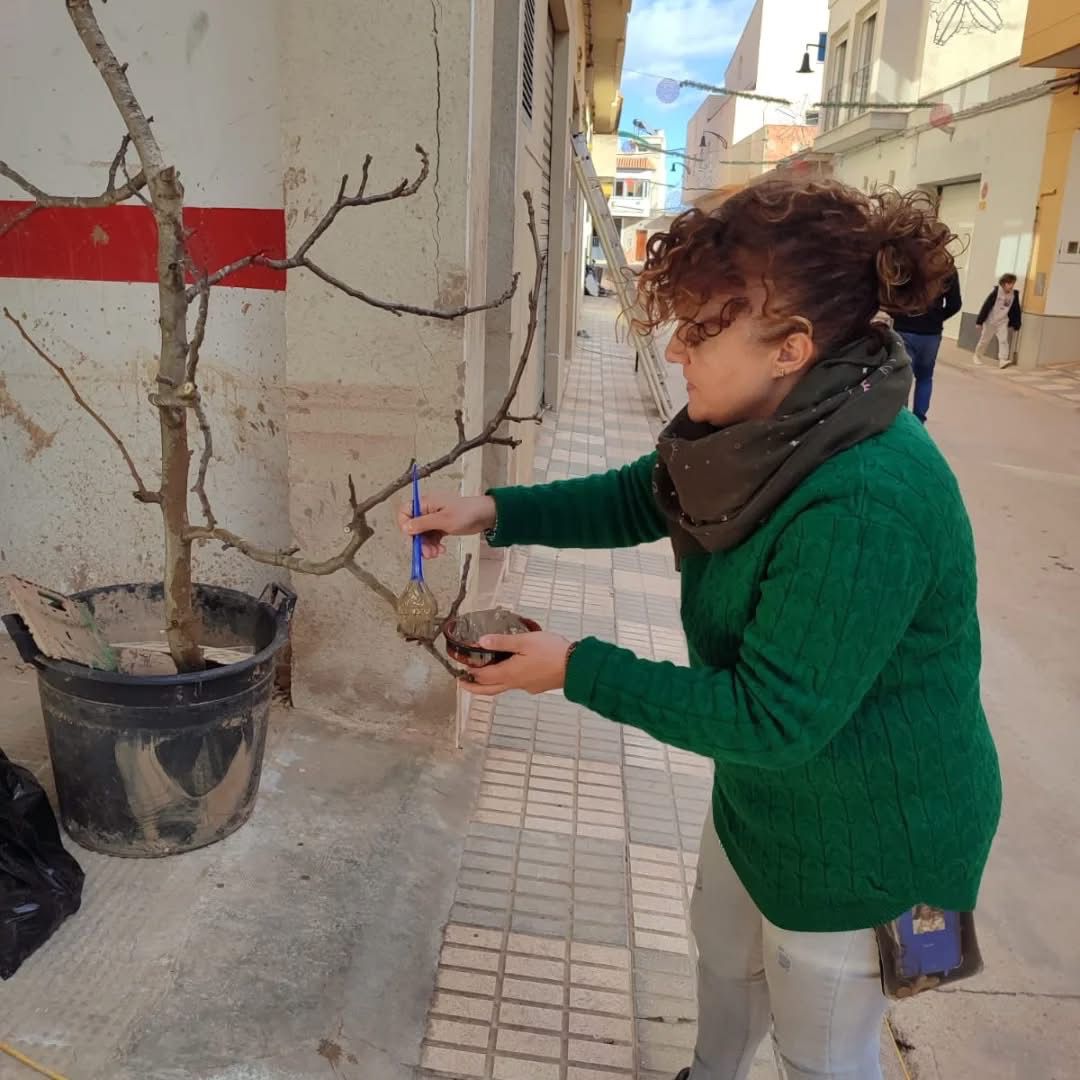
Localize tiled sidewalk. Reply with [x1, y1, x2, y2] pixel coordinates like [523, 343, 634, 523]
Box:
[417, 301, 780, 1080]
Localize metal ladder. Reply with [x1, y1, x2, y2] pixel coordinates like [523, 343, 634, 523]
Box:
[571, 132, 673, 423]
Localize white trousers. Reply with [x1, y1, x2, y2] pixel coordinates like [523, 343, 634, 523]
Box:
[689, 817, 889, 1080]
[975, 321, 1011, 364]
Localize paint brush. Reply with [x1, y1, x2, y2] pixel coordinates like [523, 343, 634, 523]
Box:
[396, 464, 439, 640]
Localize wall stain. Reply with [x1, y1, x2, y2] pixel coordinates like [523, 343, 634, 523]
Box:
[0, 374, 57, 460]
[185, 10, 209, 64]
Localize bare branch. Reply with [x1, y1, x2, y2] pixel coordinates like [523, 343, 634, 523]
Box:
[191, 394, 216, 528]
[0, 154, 148, 239]
[301, 259, 520, 320]
[66, 0, 163, 176]
[437, 553, 473, 641]
[185, 277, 210, 384]
[416, 638, 469, 681]
[350, 191, 545, 517]
[188, 146, 517, 320]
[345, 562, 398, 609]
[506, 410, 544, 424]
[0, 204, 41, 240]
[3, 307, 159, 504]
[106, 132, 132, 192]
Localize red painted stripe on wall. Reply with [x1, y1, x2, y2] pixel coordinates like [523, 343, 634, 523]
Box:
[0, 202, 286, 291]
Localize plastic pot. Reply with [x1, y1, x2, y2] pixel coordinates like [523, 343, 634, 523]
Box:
[2, 582, 295, 858]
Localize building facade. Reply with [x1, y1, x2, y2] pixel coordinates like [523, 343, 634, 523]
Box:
[683, 0, 829, 206]
[814, 0, 1077, 366]
[1017, 0, 1080, 367]
[0, 0, 630, 727]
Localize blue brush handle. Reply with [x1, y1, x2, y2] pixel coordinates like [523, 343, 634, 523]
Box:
[411, 464, 424, 583]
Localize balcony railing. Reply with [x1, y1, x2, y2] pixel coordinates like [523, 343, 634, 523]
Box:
[847, 65, 872, 122]
[821, 85, 842, 132]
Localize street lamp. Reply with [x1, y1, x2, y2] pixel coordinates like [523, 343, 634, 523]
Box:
[670, 162, 690, 175]
[699, 130, 728, 150]
[798, 33, 828, 73]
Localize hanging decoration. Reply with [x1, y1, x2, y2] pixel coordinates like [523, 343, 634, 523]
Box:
[931, 0, 1004, 47]
[656, 78, 680, 104]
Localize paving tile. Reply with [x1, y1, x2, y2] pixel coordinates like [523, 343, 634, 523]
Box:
[432, 992, 496, 1022]
[437, 968, 498, 996]
[441, 945, 500, 972]
[502, 977, 566, 1005]
[499, 1001, 565, 1031]
[568, 1038, 635, 1069]
[570, 962, 632, 991]
[426, 1017, 491, 1048]
[504, 954, 565, 981]
[420, 1045, 487, 1077]
[495, 1028, 562, 1059]
[494, 1057, 561, 1080]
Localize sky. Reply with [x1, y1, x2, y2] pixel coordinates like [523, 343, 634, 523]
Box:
[617, 0, 758, 207]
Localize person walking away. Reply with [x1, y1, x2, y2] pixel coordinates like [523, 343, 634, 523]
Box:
[974, 273, 1022, 368]
[403, 180, 1001, 1080]
[894, 275, 962, 422]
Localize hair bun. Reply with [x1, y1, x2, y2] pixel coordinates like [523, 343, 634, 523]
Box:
[872, 189, 956, 316]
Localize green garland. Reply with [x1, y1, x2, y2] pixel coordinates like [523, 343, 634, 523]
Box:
[676, 78, 940, 111]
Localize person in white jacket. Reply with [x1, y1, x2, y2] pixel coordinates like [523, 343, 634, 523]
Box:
[974, 273, 1022, 369]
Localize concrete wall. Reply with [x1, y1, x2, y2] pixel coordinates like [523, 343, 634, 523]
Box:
[0, 1, 290, 597]
[278, 0, 491, 729]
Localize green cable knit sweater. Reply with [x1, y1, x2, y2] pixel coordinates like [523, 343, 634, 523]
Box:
[490, 410, 1001, 932]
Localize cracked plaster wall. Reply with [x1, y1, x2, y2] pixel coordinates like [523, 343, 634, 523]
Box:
[279, 0, 497, 730]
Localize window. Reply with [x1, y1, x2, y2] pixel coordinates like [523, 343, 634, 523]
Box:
[848, 12, 877, 121]
[823, 39, 847, 131]
[521, 0, 536, 121]
[614, 179, 649, 198]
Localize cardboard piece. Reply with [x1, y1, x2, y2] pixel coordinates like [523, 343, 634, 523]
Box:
[1, 575, 118, 671]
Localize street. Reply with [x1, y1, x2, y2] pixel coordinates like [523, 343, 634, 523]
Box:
[884, 362, 1080, 1078]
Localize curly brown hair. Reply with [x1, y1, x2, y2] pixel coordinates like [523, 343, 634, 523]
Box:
[636, 178, 957, 357]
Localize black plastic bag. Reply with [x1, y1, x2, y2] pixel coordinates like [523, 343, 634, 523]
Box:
[1, 749, 84, 979]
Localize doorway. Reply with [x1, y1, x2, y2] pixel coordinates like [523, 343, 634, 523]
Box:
[936, 180, 980, 341]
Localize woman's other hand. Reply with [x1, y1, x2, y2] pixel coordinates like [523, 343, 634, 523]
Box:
[464, 632, 574, 696]
[398, 494, 497, 559]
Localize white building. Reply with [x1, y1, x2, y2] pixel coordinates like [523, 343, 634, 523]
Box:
[813, 0, 1070, 366]
[684, 0, 829, 205]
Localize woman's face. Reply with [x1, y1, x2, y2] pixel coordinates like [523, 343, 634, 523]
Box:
[664, 287, 813, 426]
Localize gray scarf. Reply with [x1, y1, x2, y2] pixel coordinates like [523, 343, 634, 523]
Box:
[654, 332, 912, 562]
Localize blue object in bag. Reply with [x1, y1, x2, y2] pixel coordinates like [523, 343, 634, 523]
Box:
[894, 905, 963, 979]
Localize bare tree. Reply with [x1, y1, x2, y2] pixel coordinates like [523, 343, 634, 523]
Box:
[1, 0, 543, 677]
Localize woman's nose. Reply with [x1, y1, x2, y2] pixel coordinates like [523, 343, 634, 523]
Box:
[665, 332, 688, 367]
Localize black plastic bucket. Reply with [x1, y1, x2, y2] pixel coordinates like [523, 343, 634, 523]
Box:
[2, 582, 295, 858]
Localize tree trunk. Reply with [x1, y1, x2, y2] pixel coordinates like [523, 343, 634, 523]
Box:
[66, 1, 204, 672]
[151, 168, 203, 672]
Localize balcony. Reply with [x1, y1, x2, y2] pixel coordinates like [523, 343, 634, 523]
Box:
[813, 78, 908, 154]
[609, 194, 651, 218]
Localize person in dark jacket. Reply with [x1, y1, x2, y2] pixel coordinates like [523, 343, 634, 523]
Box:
[894, 275, 962, 422]
[974, 273, 1022, 368]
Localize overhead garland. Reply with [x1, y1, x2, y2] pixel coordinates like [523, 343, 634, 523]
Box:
[674, 77, 940, 111]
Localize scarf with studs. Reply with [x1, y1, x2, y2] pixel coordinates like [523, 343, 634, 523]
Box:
[653, 332, 913, 563]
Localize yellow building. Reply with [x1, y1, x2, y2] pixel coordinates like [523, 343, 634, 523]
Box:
[1019, 0, 1080, 367]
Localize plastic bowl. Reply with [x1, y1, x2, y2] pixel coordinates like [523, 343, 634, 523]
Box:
[443, 613, 542, 668]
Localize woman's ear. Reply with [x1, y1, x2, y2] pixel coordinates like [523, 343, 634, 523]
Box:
[773, 329, 815, 379]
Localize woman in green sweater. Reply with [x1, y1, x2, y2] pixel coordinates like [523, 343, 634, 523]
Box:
[403, 179, 1001, 1080]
